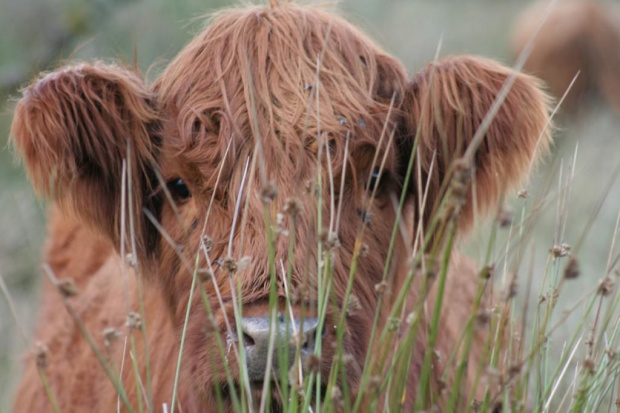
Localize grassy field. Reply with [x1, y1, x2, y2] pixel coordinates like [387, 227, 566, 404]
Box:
[2, 0, 620, 411]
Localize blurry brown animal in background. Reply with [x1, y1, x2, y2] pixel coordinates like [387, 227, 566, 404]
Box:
[10, 2, 551, 411]
[512, 0, 620, 114]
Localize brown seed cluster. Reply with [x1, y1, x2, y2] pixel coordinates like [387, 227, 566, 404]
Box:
[359, 243, 370, 258]
[508, 364, 522, 379]
[583, 358, 596, 374]
[322, 232, 340, 251]
[598, 276, 615, 296]
[446, 159, 473, 218]
[103, 327, 120, 347]
[201, 235, 213, 253]
[497, 205, 514, 228]
[126, 312, 142, 330]
[304, 353, 320, 374]
[260, 181, 278, 203]
[197, 268, 214, 282]
[551, 243, 571, 258]
[56, 278, 79, 299]
[505, 274, 518, 299]
[374, 281, 388, 295]
[275, 213, 289, 237]
[346, 295, 362, 315]
[221, 257, 238, 273]
[290, 284, 312, 306]
[330, 385, 343, 407]
[283, 197, 303, 217]
[475, 309, 491, 328]
[125, 253, 138, 268]
[34, 342, 49, 370]
[481, 264, 494, 280]
[387, 317, 400, 332]
[563, 257, 581, 280]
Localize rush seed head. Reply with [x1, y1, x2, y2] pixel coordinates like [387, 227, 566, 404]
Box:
[330, 386, 343, 406]
[481, 264, 494, 279]
[275, 213, 289, 237]
[259, 181, 278, 203]
[103, 327, 120, 347]
[505, 275, 518, 299]
[374, 281, 388, 295]
[497, 205, 514, 228]
[34, 342, 49, 370]
[563, 257, 581, 280]
[221, 257, 238, 273]
[475, 309, 491, 328]
[283, 197, 303, 217]
[551, 243, 571, 258]
[56, 278, 79, 299]
[197, 268, 214, 282]
[583, 358, 596, 374]
[201, 235, 213, 252]
[126, 312, 142, 330]
[598, 276, 615, 296]
[304, 353, 320, 374]
[347, 295, 362, 315]
[125, 253, 137, 268]
[359, 243, 370, 258]
[387, 317, 400, 332]
[323, 232, 340, 251]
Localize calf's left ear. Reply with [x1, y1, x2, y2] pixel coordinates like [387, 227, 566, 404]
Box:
[399, 55, 552, 234]
[11, 62, 160, 258]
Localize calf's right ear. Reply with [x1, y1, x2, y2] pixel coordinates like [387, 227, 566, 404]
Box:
[11, 62, 160, 258]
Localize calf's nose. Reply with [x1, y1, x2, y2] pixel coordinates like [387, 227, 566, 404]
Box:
[239, 315, 320, 381]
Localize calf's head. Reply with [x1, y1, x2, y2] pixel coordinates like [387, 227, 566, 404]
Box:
[11, 3, 551, 407]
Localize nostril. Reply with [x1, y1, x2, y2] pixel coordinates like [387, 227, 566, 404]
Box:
[300, 322, 326, 351]
[242, 332, 255, 347]
[301, 335, 311, 351]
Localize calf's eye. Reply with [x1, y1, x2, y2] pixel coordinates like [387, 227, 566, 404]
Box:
[168, 178, 192, 200]
[367, 168, 384, 192]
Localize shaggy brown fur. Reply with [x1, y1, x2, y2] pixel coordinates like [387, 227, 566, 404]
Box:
[11, 2, 551, 411]
[512, 0, 620, 114]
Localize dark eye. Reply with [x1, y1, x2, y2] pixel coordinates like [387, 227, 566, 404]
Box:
[367, 169, 384, 192]
[167, 178, 192, 200]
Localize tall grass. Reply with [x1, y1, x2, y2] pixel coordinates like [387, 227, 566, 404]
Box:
[6, 92, 620, 413]
[3, 3, 620, 413]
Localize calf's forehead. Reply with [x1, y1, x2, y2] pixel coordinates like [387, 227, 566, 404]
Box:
[153, 4, 407, 173]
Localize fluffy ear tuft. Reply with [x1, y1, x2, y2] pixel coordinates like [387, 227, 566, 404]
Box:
[11, 62, 160, 256]
[401, 55, 552, 233]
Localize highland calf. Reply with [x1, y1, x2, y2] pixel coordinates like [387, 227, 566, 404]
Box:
[11, 2, 551, 411]
[512, 0, 620, 114]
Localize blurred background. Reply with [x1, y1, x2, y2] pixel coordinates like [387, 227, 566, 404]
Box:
[1, 0, 620, 410]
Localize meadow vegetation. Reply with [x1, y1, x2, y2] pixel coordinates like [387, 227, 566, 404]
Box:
[2, 1, 620, 411]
